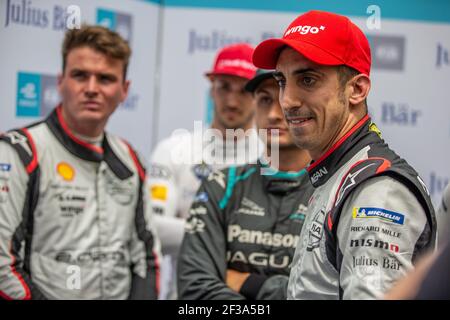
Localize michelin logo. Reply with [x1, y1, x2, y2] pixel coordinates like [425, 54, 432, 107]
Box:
[352, 207, 405, 225]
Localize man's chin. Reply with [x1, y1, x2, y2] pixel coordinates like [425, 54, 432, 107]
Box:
[266, 140, 298, 150]
[76, 112, 107, 124]
[220, 119, 246, 131]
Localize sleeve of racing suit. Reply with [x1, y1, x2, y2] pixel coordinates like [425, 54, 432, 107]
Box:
[128, 151, 162, 300]
[436, 183, 450, 248]
[250, 274, 289, 300]
[0, 141, 46, 300]
[337, 175, 431, 300]
[177, 178, 244, 300]
[147, 138, 183, 256]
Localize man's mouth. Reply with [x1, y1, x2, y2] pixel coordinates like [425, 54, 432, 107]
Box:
[287, 117, 313, 126]
[82, 101, 101, 109]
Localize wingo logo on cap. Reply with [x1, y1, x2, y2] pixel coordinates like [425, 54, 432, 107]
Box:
[217, 59, 257, 71]
[284, 25, 326, 37]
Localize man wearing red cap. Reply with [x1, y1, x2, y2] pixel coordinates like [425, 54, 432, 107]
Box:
[148, 43, 264, 299]
[253, 10, 436, 299]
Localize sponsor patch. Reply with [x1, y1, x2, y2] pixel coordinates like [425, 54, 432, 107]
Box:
[0, 163, 11, 172]
[238, 197, 265, 216]
[148, 164, 171, 179]
[57, 162, 75, 181]
[185, 216, 205, 234]
[151, 185, 167, 201]
[306, 207, 326, 251]
[194, 192, 209, 203]
[352, 207, 404, 225]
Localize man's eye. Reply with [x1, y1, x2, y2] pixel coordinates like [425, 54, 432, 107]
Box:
[72, 72, 87, 80]
[258, 96, 272, 106]
[216, 83, 230, 92]
[99, 76, 114, 83]
[302, 76, 316, 87]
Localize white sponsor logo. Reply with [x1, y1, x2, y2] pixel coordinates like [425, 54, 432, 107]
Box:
[284, 25, 325, 37]
[185, 216, 205, 234]
[311, 167, 328, 183]
[207, 170, 226, 189]
[66, 265, 81, 290]
[306, 207, 326, 251]
[227, 250, 290, 268]
[228, 225, 299, 248]
[217, 59, 257, 72]
[189, 206, 207, 216]
[237, 197, 265, 216]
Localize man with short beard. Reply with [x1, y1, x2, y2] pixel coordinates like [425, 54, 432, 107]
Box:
[177, 69, 313, 300]
[253, 10, 436, 299]
[148, 44, 264, 299]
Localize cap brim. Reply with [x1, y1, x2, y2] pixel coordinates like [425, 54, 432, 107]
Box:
[244, 72, 275, 92]
[253, 38, 344, 70]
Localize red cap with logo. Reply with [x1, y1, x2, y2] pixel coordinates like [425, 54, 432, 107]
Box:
[253, 10, 371, 75]
[206, 43, 257, 80]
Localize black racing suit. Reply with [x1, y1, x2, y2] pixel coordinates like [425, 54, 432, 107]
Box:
[177, 162, 314, 300]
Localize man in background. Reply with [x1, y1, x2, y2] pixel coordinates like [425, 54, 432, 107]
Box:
[148, 43, 263, 299]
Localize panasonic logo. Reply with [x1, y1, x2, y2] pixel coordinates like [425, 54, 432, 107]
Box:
[228, 225, 299, 248]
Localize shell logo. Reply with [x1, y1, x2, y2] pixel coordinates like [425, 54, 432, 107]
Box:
[57, 162, 75, 181]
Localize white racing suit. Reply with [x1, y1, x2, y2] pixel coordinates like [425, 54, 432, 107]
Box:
[0, 106, 161, 299]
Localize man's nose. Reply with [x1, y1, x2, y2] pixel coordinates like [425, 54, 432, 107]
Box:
[267, 102, 284, 123]
[226, 91, 240, 108]
[279, 82, 301, 112]
[85, 76, 99, 97]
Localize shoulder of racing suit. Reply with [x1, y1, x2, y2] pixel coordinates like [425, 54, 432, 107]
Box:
[324, 151, 437, 273]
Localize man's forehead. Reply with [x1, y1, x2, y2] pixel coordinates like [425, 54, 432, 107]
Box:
[275, 47, 322, 73]
[255, 78, 278, 93]
[211, 74, 248, 85]
[66, 47, 123, 71]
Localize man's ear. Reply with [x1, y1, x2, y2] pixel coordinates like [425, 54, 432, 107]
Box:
[121, 80, 130, 102]
[348, 74, 371, 106]
[57, 73, 64, 95]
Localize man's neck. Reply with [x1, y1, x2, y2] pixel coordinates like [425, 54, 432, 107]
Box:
[61, 107, 105, 138]
[310, 112, 367, 161]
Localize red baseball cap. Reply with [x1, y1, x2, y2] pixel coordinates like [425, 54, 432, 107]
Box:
[205, 43, 257, 80]
[253, 10, 371, 76]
